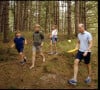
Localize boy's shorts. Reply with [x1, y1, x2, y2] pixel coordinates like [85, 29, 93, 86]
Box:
[75, 50, 91, 64]
[51, 37, 57, 43]
[16, 48, 24, 53]
[32, 46, 42, 53]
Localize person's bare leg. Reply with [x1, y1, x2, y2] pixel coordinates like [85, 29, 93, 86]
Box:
[19, 52, 24, 62]
[30, 51, 36, 69]
[73, 59, 80, 81]
[23, 52, 26, 59]
[86, 63, 91, 77]
[54, 42, 57, 53]
[50, 40, 53, 53]
[21, 52, 26, 59]
[40, 51, 45, 62]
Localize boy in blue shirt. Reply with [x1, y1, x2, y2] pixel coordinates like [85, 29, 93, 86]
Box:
[11, 31, 27, 65]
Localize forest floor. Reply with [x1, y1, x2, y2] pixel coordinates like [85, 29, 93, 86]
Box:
[0, 31, 98, 89]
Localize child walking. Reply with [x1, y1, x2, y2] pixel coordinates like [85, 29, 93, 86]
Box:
[30, 24, 45, 69]
[49, 25, 58, 55]
[11, 31, 27, 65]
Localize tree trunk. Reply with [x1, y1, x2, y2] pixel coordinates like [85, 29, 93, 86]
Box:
[79, 1, 86, 30]
[3, 1, 9, 43]
[14, 1, 17, 31]
[67, 1, 72, 38]
[36, 1, 38, 23]
[29, 1, 33, 31]
[45, 1, 49, 33]
[23, 1, 28, 31]
[48, 1, 52, 32]
[75, 1, 79, 36]
[56, 1, 59, 32]
[79, 1, 82, 23]
[61, 1, 64, 33]
[83, 1, 86, 30]
[0, 1, 4, 32]
[38, 1, 41, 25]
[65, 1, 67, 34]
[53, 1, 56, 25]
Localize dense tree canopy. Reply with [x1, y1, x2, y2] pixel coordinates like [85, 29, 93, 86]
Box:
[0, 1, 98, 42]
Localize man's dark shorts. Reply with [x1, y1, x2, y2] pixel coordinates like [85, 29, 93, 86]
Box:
[75, 50, 91, 64]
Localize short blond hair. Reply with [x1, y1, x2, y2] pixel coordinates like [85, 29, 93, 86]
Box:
[52, 25, 57, 28]
[78, 23, 84, 28]
[34, 24, 41, 28]
[15, 31, 21, 36]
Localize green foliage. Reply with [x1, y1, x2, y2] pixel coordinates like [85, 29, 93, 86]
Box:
[86, 1, 98, 31]
[8, 1, 98, 35]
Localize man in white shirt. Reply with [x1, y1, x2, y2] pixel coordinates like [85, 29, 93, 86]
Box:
[68, 23, 93, 85]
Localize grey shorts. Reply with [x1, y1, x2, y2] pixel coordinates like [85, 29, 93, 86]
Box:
[32, 46, 42, 53]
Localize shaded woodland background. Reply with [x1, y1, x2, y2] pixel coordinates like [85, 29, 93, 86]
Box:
[0, 1, 98, 42]
[0, 1, 98, 89]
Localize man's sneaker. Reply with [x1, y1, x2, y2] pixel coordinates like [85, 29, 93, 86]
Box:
[85, 77, 91, 84]
[68, 79, 77, 85]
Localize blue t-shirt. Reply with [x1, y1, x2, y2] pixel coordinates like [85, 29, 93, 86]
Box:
[14, 37, 25, 49]
[78, 31, 92, 52]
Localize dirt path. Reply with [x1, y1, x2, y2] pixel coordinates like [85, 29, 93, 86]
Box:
[0, 51, 97, 89]
[0, 33, 98, 89]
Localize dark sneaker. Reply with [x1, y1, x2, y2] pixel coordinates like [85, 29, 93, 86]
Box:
[24, 57, 27, 62]
[20, 57, 26, 65]
[68, 79, 77, 85]
[20, 60, 25, 65]
[85, 77, 91, 84]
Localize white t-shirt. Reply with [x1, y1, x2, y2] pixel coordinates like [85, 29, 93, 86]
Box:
[51, 29, 58, 38]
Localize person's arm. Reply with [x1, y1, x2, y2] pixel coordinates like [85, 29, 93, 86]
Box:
[86, 40, 92, 52]
[49, 31, 52, 38]
[22, 37, 27, 45]
[49, 34, 52, 38]
[40, 32, 44, 46]
[24, 39, 27, 45]
[11, 43, 15, 48]
[41, 42, 44, 47]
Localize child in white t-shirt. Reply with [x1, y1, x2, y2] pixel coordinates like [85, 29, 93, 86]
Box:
[49, 25, 58, 55]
